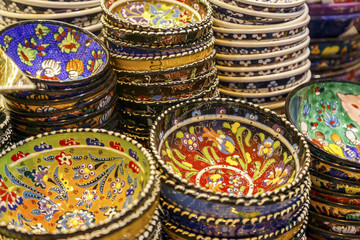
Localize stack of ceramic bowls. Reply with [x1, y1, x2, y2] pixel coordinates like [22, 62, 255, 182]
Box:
[150, 98, 311, 240]
[0, 20, 118, 141]
[0, 107, 12, 151]
[285, 80, 360, 239]
[209, 0, 311, 115]
[0, 129, 161, 240]
[0, 0, 102, 34]
[101, 0, 218, 146]
[308, 2, 360, 82]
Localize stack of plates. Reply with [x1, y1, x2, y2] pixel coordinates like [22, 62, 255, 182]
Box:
[0, 20, 118, 141]
[209, 0, 310, 115]
[0, 0, 102, 34]
[151, 98, 311, 240]
[308, 2, 360, 82]
[286, 80, 360, 239]
[101, 0, 218, 146]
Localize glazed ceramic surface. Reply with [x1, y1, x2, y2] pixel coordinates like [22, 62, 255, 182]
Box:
[307, 224, 360, 240]
[0, 129, 158, 239]
[0, 20, 107, 82]
[286, 80, 360, 167]
[310, 35, 360, 57]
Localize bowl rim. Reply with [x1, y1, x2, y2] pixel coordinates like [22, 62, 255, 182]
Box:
[101, 0, 212, 32]
[10, 0, 100, 9]
[231, 0, 306, 8]
[285, 79, 360, 169]
[311, 193, 360, 210]
[309, 209, 360, 225]
[213, 3, 308, 29]
[0, 128, 159, 238]
[0, 20, 109, 85]
[310, 33, 360, 43]
[150, 97, 311, 203]
[308, 224, 360, 239]
[312, 152, 360, 174]
[311, 184, 360, 199]
[310, 11, 360, 20]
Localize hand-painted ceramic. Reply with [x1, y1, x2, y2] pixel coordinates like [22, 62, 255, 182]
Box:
[117, 67, 216, 102]
[311, 154, 360, 183]
[220, 0, 305, 13]
[310, 35, 360, 57]
[115, 50, 215, 84]
[310, 195, 360, 221]
[161, 215, 308, 240]
[312, 60, 360, 82]
[0, 129, 160, 239]
[311, 184, 360, 206]
[160, 195, 309, 238]
[0, 20, 109, 87]
[309, 210, 360, 235]
[101, 0, 212, 31]
[150, 98, 310, 216]
[308, 2, 360, 16]
[308, 12, 360, 38]
[285, 80, 360, 167]
[310, 170, 360, 195]
[3, 0, 99, 9]
[307, 224, 360, 240]
[310, 51, 360, 71]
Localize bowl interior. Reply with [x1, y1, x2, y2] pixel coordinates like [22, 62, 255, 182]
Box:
[154, 99, 308, 197]
[0, 130, 152, 235]
[0, 21, 107, 81]
[109, 0, 203, 28]
[286, 81, 360, 166]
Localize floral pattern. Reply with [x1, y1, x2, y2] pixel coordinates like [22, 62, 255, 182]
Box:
[0, 175, 23, 214]
[55, 152, 72, 166]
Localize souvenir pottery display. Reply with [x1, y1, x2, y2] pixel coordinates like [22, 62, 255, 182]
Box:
[0, 128, 160, 239]
[211, 0, 311, 115]
[0, 0, 102, 34]
[0, 20, 119, 141]
[308, 2, 360, 82]
[285, 79, 360, 237]
[150, 98, 311, 239]
[101, 0, 217, 146]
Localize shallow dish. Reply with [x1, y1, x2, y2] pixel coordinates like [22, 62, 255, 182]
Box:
[0, 129, 159, 239]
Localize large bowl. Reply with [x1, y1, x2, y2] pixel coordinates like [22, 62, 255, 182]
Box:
[150, 98, 310, 217]
[0, 20, 109, 89]
[285, 80, 360, 168]
[0, 129, 159, 239]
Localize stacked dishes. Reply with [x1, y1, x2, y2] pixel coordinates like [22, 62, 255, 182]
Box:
[151, 98, 311, 239]
[0, 0, 102, 34]
[285, 80, 360, 239]
[0, 129, 161, 240]
[210, 0, 311, 115]
[0, 20, 118, 141]
[101, 0, 218, 146]
[308, 2, 360, 82]
[0, 107, 12, 151]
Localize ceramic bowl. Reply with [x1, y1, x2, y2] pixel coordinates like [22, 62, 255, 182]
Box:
[310, 169, 360, 195]
[162, 214, 309, 240]
[0, 20, 109, 89]
[213, 16, 309, 41]
[0, 128, 160, 239]
[310, 194, 360, 220]
[117, 67, 217, 102]
[311, 153, 360, 183]
[219, 0, 305, 13]
[285, 80, 360, 168]
[310, 34, 360, 57]
[307, 224, 360, 240]
[209, 0, 305, 25]
[160, 194, 310, 238]
[220, 70, 311, 104]
[310, 50, 360, 71]
[308, 12, 360, 38]
[309, 210, 360, 235]
[110, 37, 214, 71]
[311, 184, 360, 206]
[215, 29, 309, 56]
[216, 48, 309, 77]
[213, 4, 309, 29]
[312, 60, 360, 81]
[6, 0, 100, 9]
[115, 50, 215, 84]
[150, 98, 311, 217]
[308, 2, 360, 16]
[101, 0, 212, 32]
[216, 36, 309, 67]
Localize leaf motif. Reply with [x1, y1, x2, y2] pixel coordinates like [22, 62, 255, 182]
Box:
[284, 155, 293, 164]
[209, 147, 220, 161]
[195, 155, 212, 165]
[185, 171, 197, 180]
[173, 149, 186, 159]
[272, 140, 280, 150]
[223, 122, 231, 129]
[253, 159, 276, 181]
[189, 126, 195, 134]
[176, 131, 184, 139]
[258, 133, 265, 142]
[244, 129, 252, 147]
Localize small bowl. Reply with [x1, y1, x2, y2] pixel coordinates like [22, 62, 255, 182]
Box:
[0, 129, 159, 239]
[0, 20, 109, 88]
[310, 34, 360, 57]
[216, 36, 309, 67]
[285, 80, 360, 168]
[308, 12, 360, 38]
[311, 184, 360, 206]
[309, 210, 360, 235]
[308, 2, 360, 16]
